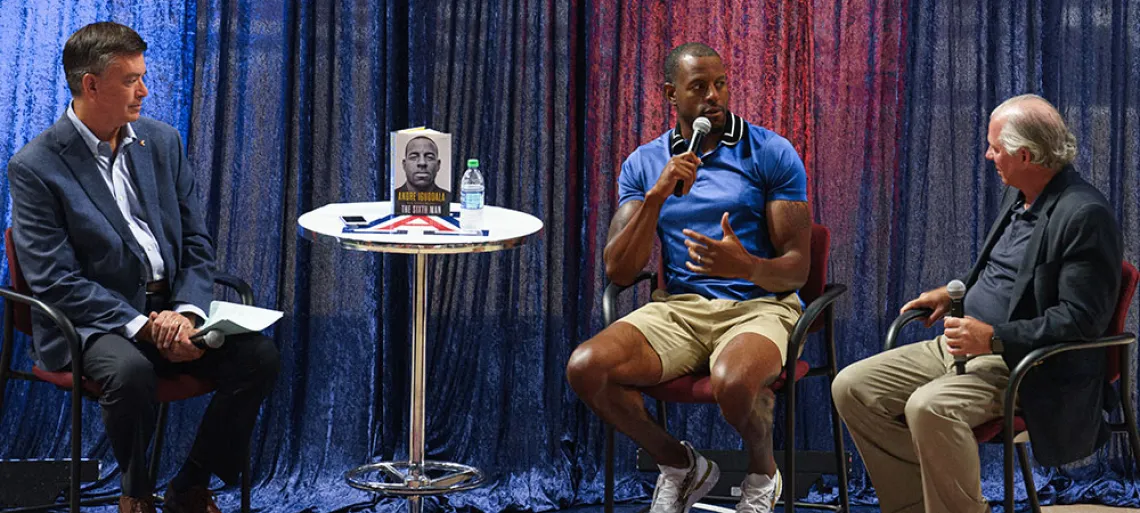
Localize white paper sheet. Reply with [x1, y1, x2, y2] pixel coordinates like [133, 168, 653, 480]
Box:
[197, 301, 284, 336]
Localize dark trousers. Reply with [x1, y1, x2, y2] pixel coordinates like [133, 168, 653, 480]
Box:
[81, 299, 280, 497]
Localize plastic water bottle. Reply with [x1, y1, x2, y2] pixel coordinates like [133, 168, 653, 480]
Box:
[460, 159, 485, 231]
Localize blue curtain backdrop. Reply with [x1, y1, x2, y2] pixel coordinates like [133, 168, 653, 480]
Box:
[1, 1, 1139, 512]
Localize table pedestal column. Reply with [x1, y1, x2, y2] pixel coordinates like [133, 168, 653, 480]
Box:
[344, 254, 485, 512]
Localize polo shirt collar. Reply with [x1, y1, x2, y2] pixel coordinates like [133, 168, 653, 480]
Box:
[669, 110, 744, 156]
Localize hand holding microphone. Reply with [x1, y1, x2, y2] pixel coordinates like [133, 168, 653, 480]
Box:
[946, 279, 967, 375]
[673, 116, 712, 197]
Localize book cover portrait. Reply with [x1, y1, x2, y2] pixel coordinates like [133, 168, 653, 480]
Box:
[391, 129, 452, 215]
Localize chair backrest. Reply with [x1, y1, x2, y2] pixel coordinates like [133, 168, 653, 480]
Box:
[1106, 261, 1139, 382]
[802, 224, 830, 332]
[4, 227, 34, 335]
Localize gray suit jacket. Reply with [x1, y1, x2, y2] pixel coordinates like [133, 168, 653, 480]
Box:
[8, 115, 215, 371]
[965, 167, 1122, 466]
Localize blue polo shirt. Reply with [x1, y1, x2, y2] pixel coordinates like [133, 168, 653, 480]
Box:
[617, 112, 808, 301]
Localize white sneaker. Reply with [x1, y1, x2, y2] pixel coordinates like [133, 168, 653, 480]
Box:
[649, 441, 720, 513]
[735, 469, 782, 513]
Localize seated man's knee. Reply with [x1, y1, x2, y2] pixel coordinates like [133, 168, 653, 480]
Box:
[710, 358, 776, 422]
[831, 362, 869, 416]
[99, 355, 156, 403]
[709, 335, 780, 401]
[710, 362, 765, 403]
[903, 385, 955, 430]
[566, 343, 607, 396]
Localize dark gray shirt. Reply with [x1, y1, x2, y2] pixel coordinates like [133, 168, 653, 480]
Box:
[964, 203, 1037, 326]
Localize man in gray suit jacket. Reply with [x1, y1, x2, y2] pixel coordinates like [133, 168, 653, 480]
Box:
[7, 22, 279, 513]
[831, 95, 1123, 513]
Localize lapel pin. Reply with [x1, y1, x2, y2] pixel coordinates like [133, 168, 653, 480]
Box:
[139, 139, 145, 147]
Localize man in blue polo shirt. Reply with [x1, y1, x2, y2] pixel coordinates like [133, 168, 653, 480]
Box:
[566, 43, 813, 513]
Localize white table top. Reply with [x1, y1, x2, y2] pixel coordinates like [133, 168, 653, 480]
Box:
[298, 202, 543, 254]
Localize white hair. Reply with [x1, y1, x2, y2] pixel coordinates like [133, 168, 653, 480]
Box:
[990, 94, 1078, 170]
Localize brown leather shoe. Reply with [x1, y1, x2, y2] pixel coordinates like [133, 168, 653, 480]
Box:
[119, 495, 157, 513]
[163, 485, 221, 513]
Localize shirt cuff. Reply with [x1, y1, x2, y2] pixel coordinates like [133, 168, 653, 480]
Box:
[121, 315, 149, 340]
[174, 303, 208, 325]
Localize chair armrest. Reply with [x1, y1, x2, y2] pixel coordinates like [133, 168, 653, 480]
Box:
[1003, 333, 1137, 435]
[213, 272, 255, 306]
[602, 272, 658, 327]
[787, 283, 847, 355]
[884, 308, 933, 352]
[0, 286, 83, 380]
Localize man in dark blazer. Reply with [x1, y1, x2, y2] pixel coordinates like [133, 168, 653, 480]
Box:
[831, 94, 1122, 513]
[7, 22, 279, 513]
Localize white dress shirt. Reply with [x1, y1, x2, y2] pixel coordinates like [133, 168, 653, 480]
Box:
[66, 105, 207, 338]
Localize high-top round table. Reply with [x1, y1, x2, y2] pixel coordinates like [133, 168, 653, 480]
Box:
[298, 201, 543, 512]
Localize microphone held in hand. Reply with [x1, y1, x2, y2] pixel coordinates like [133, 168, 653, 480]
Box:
[946, 279, 967, 375]
[190, 330, 225, 350]
[674, 116, 712, 197]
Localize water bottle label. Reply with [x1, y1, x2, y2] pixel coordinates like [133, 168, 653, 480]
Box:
[462, 191, 484, 210]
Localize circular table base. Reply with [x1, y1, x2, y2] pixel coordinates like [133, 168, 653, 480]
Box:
[344, 460, 486, 495]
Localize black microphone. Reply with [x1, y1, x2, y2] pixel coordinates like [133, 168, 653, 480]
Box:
[674, 116, 711, 197]
[947, 279, 967, 375]
[190, 330, 225, 350]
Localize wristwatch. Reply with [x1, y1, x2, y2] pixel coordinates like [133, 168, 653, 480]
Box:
[990, 334, 1005, 354]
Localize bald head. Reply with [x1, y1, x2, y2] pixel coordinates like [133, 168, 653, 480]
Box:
[990, 94, 1077, 170]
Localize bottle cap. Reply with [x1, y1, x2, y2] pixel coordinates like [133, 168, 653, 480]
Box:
[467, 159, 479, 167]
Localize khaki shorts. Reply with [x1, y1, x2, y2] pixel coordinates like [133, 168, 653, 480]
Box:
[617, 290, 803, 383]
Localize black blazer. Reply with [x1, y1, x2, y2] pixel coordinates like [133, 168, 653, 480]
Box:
[964, 167, 1122, 466]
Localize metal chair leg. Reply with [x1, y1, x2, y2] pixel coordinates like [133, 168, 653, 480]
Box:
[826, 310, 849, 512]
[784, 381, 796, 513]
[0, 306, 14, 418]
[830, 395, 849, 512]
[1016, 442, 1041, 513]
[1119, 346, 1140, 475]
[604, 423, 614, 513]
[69, 363, 83, 513]
[1003, 417, 1016, 513]
[242, 448, 252, 513]
[149, 402, 170, 489]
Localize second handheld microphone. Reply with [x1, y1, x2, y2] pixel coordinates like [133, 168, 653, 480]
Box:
[190, 330, 225, 350]
[946, 279, 967, 375]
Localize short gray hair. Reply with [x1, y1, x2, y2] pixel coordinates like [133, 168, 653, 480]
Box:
[990, 94, 1077, 170]
[63, 22, 148, 96]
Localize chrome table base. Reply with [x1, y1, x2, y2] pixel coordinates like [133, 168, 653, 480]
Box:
[344, 254, 485, 512]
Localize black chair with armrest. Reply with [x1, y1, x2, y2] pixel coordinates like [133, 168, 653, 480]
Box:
[882, 261, 1140, 513]
[0, 228, 257, 513]
[599, 223, 850, 513]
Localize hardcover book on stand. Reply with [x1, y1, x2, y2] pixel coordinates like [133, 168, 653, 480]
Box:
[391, 128, 452, 216]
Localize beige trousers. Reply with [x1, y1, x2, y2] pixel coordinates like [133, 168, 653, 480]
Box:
[831, 337, 1009, 513]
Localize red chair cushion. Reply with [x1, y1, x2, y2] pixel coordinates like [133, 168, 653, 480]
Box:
[972, 416, 1028, 444]
[31, 366, 216, 403]
[1106, 262, 1139, 382]
[640, 360, 812, 403]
